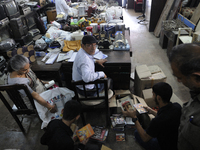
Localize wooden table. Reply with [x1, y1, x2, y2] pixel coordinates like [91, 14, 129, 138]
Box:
[31, 57, 63, 87]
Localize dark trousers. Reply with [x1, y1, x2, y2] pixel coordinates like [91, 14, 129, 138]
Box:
[134, 130, 161, 150]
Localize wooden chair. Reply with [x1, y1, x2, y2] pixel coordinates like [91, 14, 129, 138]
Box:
[176, 27, 193, 45]
[71, 79, 110, 127]
[0, 84, 39, 133]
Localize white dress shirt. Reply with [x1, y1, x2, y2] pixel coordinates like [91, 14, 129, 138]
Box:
[72, 48, 105, 90]
[55, 0, 70, 19]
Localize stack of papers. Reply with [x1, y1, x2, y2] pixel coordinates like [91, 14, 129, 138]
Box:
[45, 52, 59, 64]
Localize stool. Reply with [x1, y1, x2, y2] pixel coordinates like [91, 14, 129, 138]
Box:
[159, 29, 188, 55]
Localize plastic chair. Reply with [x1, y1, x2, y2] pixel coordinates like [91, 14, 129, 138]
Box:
[176, 27, 193, 45]
[71, 79, 110, 127]
[0, 84, 39, 133]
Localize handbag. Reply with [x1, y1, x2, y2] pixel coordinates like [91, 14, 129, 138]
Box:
[63, 40, 81, 52]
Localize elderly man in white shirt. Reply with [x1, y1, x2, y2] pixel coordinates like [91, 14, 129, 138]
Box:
[55, 0, 70, 20]
[72, 35, 113, 97]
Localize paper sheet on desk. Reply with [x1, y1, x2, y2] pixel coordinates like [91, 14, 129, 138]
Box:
[45, 53, 59, 64]
[93, 51, 108, 59]
[57, 50, 74, 62]
[68, 52, 77, 62]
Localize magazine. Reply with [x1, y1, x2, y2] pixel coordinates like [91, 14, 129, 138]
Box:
[76, 124, 95, 142]
[118, 95, 134, 111]
[133, 103, 148, 114]
[116, 133, 125, 141]
[91, 126, 108, 141]
[110, 114, 126, 128]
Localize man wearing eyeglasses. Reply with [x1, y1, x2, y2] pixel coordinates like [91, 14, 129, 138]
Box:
[72, 35, 113, 97]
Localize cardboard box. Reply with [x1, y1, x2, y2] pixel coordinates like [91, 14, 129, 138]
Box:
[30, 0, 46, 7]
[46, 9, 57, 23]
[142, 88, 156, 108]
[134, 65, 167, 97]
[192, 31, 200, 43]
[142, 88, 183, 108]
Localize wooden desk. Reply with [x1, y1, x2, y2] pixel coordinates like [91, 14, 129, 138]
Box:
[31, 51, 131, 90]
[31, 57, 63, 87]
[62, 50, 131, 90]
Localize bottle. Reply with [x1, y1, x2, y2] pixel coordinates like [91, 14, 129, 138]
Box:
[35, 51, 46, 57]
[71, 17, 73, 23]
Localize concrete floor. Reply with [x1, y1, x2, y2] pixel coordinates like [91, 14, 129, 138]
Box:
[0, 8, 190, 150]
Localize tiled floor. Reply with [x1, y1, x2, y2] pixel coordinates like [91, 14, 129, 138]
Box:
[0, 8, 190, 150]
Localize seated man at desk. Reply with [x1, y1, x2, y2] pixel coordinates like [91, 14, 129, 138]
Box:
[72, 35, 113, 98]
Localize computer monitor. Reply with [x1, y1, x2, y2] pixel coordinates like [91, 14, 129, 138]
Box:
[23, 11, 37, 30]
[0, 25, 11, 41]
[3, 0, 20, 20]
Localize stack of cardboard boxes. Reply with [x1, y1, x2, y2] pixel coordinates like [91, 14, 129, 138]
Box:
[134, 65, 167, 97]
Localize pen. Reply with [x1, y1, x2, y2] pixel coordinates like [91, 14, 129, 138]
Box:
[189, 116, 194, 123]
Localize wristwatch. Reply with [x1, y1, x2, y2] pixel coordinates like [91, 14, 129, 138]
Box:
[132, 117, 138, 123]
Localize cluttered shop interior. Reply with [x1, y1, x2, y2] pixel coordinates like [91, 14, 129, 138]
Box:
[0, 0, 200, 149]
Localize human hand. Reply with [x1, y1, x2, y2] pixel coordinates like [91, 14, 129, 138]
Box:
[49, 104, 57, 113]
[41, 80, 49, 85]
[80, 136, 89, 145]
[143, 106, 154, 114]
[96, 59, 107, 67]
[122, 105, 137, 118]
[104, 74, 107, 78]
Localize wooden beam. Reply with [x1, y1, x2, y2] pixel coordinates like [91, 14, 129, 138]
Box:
[177, 13, 196, 30]
[154, 0, 174, 37]
[168, 0, 182, 20]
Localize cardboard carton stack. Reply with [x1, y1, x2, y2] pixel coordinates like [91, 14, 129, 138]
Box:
[134, 65, 167, 97]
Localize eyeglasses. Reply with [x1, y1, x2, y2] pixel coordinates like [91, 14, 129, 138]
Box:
[85, 44, 97, 48]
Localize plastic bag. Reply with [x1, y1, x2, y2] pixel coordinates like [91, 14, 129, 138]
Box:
[34, 38, 47, 50]
[69, 8, 78, 17]
[106, 8, 115, 22]
[46, 26, 62, 40]
[59, 30, 72, 41]
[34, 87, 75, 129]
[114, 6, 122, 19]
